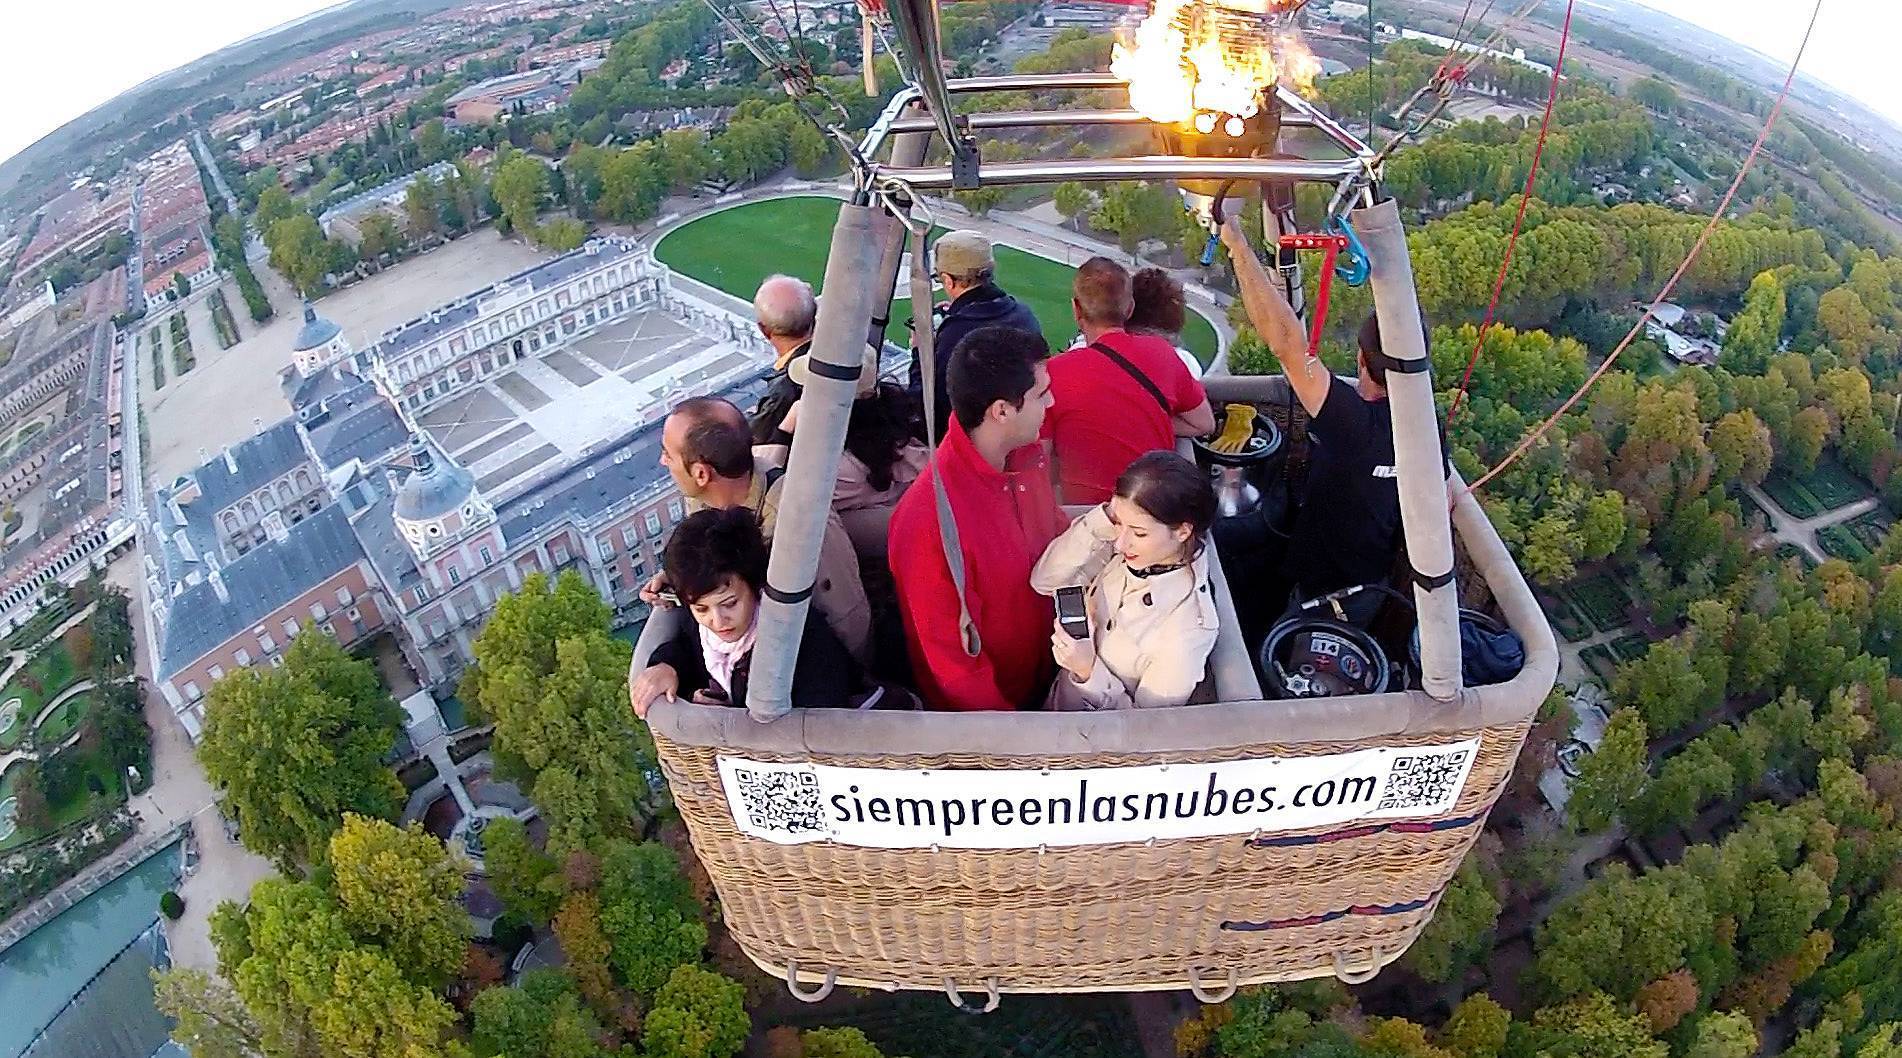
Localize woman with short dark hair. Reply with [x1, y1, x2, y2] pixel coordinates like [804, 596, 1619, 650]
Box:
[630, 508, 860, 717]
[1127, 267, 1204, 381]
[1031, 451, 1221, 710]
[777, 349, 931, 557]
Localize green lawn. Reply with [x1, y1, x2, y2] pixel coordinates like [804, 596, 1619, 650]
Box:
[44, 749, 124, 835]
[655, 196, 1221, 364]
[0, 699, 21, 750]
[33, 692, 91, 746]
[0, 744, 124, 852]
[1607, 634, 1651, 664]
[1546, 592, 1590, 642]
[0, 643, 77, 738]
[1579, 644, 1620, 686]
[1763, 455, 1874, 520]
[1773, 541, 1815, 568]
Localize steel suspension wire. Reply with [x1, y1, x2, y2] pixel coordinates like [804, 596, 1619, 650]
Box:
[1444, 0, 1574, 423]
[1443, 0, 1479, 62]
[1440, 0, 1497, 72]
[1460, 0, 1827, 499]
[1366, 0, 1377, 142]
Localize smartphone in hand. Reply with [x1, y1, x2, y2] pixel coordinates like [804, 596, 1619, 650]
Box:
[1056, 586, 1089, 640]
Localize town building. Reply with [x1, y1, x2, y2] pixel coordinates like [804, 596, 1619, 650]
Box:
[318, 161, 459, 245]
[444, 68, 582, 124]
[1043, 1, 1138, 30]
[238, 95, 421, 172]
[1643, 302, 1728, 367]
[519, 39, 613, 70]
[357, 66, 414, 98]
[135, 141, 218, 309]
[13, 179, 135, 288]
[1395, 28, 1555, 76]
[0, 282, 56, 338]
[143, 237, 774, 736]
[0, 320, 135, 639]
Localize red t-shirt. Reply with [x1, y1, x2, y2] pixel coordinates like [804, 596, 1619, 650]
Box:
[1041, 331, 1208, 505]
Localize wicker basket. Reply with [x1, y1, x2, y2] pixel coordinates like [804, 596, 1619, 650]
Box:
[643, 444, 1554, 999]
[653, 714, 1530, 997]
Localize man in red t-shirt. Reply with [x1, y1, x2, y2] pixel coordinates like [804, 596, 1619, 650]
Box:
[1043, 257, 1216, 504]
[889, 326, 1066, 711]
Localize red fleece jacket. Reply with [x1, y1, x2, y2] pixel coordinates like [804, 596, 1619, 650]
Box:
[889, 422, 1066, 711]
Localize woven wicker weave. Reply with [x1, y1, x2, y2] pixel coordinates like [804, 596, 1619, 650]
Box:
[654, 716, 1531, 993]
[643, 419, 1554, 996]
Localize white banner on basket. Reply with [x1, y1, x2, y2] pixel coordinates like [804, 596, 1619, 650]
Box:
[715, 739, 1480, 849]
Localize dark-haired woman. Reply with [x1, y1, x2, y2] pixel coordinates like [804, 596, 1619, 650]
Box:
[1031, 450, 1219, 710]
[1127, 267, 1205, 381]
[779, 352, 929, 557]
[630, 507, 860, 718]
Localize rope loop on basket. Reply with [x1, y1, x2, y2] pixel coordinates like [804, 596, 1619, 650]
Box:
[785, 961, 838, 1003]
[1331, 947, 1389, 985]
[942, 977, 1001, 1014]
[1187, 966, 1239, 1004]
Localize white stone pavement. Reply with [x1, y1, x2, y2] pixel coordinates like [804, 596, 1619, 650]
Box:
[107, 556, 276, 972]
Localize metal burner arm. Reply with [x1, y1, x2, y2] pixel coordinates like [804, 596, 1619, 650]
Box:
[857, 73, 1375, 194]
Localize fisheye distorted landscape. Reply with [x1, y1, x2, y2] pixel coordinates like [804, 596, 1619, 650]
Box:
[4, 0, 1902, 1056]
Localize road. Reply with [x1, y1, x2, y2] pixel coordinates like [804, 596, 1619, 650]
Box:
[118, 324, 146, 525]
[190, 130, 266, 264]
[125, 185, 143, 317]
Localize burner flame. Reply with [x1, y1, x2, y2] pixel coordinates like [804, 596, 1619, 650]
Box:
[1111, 0, 1321, 126]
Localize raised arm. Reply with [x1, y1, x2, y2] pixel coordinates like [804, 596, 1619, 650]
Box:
[1219, 217, 1331, 418]
[1030, 504, 1119, 594]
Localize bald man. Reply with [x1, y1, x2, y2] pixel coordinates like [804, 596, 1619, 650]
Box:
[750, 274, 818, 446]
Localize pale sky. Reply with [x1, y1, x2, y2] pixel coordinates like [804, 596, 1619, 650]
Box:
[0, 1, 342, 168]
[0, 0, 1894, 171]
[1633, 0, 1900, 126]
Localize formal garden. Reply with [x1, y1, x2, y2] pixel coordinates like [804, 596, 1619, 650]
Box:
[1818, 506, 1895, 562]
[0, 583, 150, 890]
[1759, 452, 1873, 518]
[0, 639, 78, 753]
[653, 194, 1222, 363]
[1543, 571, 1633, 644]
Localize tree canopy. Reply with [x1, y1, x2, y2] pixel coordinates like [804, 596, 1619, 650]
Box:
[198, 632, 403, 870]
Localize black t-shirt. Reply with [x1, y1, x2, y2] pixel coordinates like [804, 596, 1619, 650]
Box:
[1285, 375, 1402, 596]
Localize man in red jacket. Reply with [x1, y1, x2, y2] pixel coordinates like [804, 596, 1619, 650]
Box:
[889, 325, 1065, 711]
[1043, 257, 1215, 504]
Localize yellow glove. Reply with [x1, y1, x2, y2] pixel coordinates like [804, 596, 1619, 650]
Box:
[1210, 403, 1255, 454]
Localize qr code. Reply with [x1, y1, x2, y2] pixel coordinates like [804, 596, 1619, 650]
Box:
[732, 767, 825, 836]
[1377, 750, 1470, 811]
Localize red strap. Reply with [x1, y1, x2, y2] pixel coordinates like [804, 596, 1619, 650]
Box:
[1278, 234, 1348, 359]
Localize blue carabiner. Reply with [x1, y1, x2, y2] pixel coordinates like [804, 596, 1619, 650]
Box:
[1327, 215, 1371, 287]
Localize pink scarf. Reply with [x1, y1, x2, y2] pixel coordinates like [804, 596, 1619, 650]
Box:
[699, 620, 759, 697]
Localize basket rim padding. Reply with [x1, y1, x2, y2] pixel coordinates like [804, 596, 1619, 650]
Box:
[647, 465, 1556, 753]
